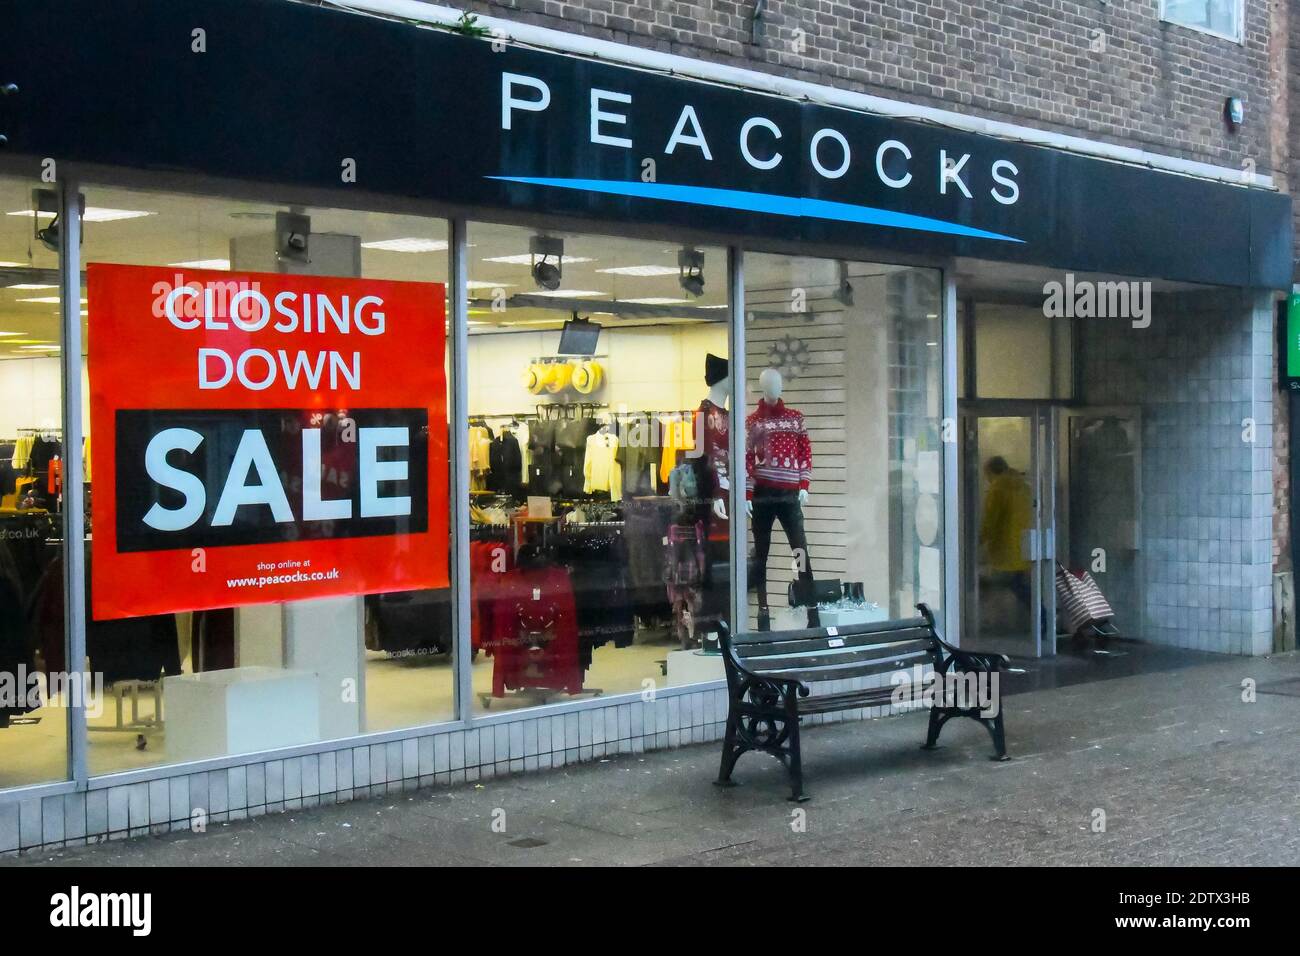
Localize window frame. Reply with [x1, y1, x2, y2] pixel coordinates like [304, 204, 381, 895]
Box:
[1158, 0, 1244, 44]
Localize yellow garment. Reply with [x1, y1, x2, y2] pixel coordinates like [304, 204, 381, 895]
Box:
[658, 415, 695, 484]
[980, 470, 1033, 572]
[468, 426, 492, 472]
[11, 436, 33, 470]
[582, 432, 622, 501]
[83, 433, 92, 482]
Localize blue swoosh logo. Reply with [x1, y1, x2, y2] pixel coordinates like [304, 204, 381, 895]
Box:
[488, 176, 1023, 244]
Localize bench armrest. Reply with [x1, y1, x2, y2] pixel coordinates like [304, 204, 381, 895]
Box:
[916, 602, 1009, 673]
[934, 638, 1009, 674]
[717, 628, 811, 699]
[729, 658, 811, 699]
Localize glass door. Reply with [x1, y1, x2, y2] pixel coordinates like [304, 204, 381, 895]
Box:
[959, 403, 1056, 657]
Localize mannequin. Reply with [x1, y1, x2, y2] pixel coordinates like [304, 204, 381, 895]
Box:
[746, 367, 816, 629]
[685, 353, 732, 644]
[688, 353, 732, 520]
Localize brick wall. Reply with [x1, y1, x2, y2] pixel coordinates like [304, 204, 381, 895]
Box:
[456, 0, 1276, 177]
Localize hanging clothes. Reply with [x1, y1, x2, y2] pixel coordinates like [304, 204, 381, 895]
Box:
[32, 551, 182, 683]
[468, 424, 493, 491]
[556, 415, 598, 498]
[27, 436, 60, 473]
[0, 542, 38, 726]
[658, 414, 695, 484]
[488, 558, 583, 697]
[0, 442, 15, 500]
[487, 431, 524, 497]
[10, 436, 33, 471]
[616, 414, 659, 497]
[527, 419, 562, 496]
[664, 521, 706, 649]
[513, 420, 530, 485]
[582, 431, 622, 500]
[554, 526, 634, 666]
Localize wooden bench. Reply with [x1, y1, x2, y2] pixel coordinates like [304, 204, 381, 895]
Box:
[716, 604, 1010, 801]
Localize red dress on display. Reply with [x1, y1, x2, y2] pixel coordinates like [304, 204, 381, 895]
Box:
[488, 563, 583, 697]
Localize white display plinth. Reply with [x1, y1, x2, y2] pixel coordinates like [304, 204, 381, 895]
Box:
[773, 604, 889, 632]
[666, 649, 726, 686]
[164, 666, 320, 762]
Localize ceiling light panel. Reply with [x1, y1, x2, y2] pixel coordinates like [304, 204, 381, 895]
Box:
[526, 289, 607, 298]
[482, 254, 594, 265]
[360, 238, 448, 252]
[168, 259, 231, 270]
[595, 265, 679, 276]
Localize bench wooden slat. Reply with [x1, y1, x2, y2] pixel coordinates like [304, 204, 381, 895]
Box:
[746, 639, 935, 673]
[799, 686, 898, 714]
[753, 650, 934, 684]
[735, 627, 932, 658]
[731, 616, 929, 648]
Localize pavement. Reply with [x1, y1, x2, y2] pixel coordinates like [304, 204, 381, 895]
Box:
[5, 646, 1299, 867]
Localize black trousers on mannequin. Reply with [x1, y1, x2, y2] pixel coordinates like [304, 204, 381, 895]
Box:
[751, 486, 817, 628]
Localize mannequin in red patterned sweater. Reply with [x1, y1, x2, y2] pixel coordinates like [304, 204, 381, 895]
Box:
[746, 368, 817, 630]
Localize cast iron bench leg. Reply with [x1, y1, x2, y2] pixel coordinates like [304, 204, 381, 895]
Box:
[715, 713, 742, 787]
[921, 705, 950, 750]
[786, 720, 810, 802]
[983, 711, 1009, 761]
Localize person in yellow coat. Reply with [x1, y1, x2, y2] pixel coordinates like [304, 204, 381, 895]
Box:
[979, 456, 1033, 612]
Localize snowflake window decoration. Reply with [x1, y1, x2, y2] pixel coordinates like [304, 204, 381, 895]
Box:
[766, 334, 811, 381]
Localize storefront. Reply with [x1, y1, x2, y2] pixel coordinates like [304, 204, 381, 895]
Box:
[0, 0, 1290, 846]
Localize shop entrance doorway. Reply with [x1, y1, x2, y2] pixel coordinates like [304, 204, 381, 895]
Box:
[959, 402, 1057, 658]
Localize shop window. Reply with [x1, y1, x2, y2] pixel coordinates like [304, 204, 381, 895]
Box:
[1160, 0, 1242, 41]
[743, 255, 944, 631]
[0, 174, 70, 789]
[466, 222, 732, 712]
[77, 185, 454, 775]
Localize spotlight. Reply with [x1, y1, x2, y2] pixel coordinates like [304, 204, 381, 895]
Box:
[30, 188, 70, 253]
[275, 211, 311, 264]
[678, 248, 705, 297]
[36, 216, 59, 253]
[530, 235, 564, 291]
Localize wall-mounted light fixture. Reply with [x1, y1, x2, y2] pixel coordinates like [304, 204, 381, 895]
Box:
[1225, 97, 1244, 131]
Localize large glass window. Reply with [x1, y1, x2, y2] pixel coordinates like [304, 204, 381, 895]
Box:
[1161, 0, 1241, 41]
[743, 255, 944, 631]
[77, 185, 454, 775]
[0, 174, 70, 789]
[466, 223, 732, 712]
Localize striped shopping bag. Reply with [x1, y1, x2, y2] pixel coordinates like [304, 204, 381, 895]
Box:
[1055, 563, 1115, 635]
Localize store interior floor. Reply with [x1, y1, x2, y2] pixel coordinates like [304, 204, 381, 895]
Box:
[0, 633, 690, 791]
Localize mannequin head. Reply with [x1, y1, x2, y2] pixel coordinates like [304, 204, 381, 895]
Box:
[758, 367, 783, 403]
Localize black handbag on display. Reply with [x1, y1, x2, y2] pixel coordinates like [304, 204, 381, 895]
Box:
[788, 578, 842, 608]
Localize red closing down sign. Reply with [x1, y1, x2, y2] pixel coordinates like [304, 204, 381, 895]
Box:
[88, 264, 449, 620]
